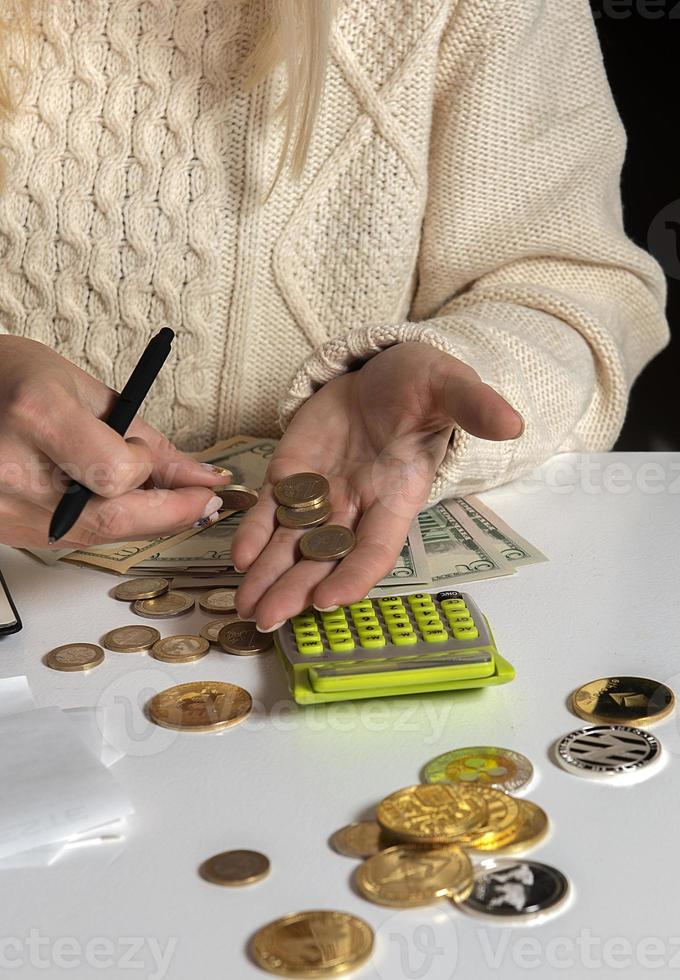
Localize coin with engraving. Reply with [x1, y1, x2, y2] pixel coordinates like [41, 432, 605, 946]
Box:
[133, 591, 195, 619]
[44, 643, 105, 672]
[218, 619, 273, 656]
[251, 910, 374, 978]
[151, 635, 210, 663]
[454, 786, 523, 851]
[112, 577, 170, 601]
[198, 589, 237, 614]
[147, 681, 252, 732]
[102, 625, 161, 653]
[274, 472, 330, 510]
[376, 784, 488, 845]
[277, 500, 331, 530]
[215, 484, 259, 511]
[423, 746, 533, 794]
[556, 724, 661, 778]
[329, 822, 389, 860]
[199, 849, 270, 886]
[299, 525, 355, 562]
[571, 676, 675, 726]
[199, 618, 238, 644]
[460, 858, 569, 922]
[356, 845, 474, 907]
[484, 800, 549, 855]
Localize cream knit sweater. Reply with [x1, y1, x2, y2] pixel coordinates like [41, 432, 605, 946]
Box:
[0, 0, 669, 500]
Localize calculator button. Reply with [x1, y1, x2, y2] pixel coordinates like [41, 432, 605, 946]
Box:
[295, 628, 322, 643]
[292, 615, 317, 629]
[349, 600, 374, 614]
[357, 624, 383, 637]
[297, 638, 325, 655]
[453, 625, 479, 640]
[383, 611, 410, 625]
[321, 612, 348, 627]
[417, 616, 444, 631]
[353, 613, 380, 627]
[408, 595, 434, 607]
[328, 636, 356, 653]
[378, 599, 405, 612]
[422, 628, 449, 643]
[436, 590, 464, 602]
[325, 627, 352, 641]
[409, 593, 430, 601]
[447, 615, 475, 629]
[390, 630, 418, 646]
[359, 634, 386, 649]
[440, 598, 467, 613]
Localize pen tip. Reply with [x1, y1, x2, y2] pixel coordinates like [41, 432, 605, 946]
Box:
[48, 537, 56, 545]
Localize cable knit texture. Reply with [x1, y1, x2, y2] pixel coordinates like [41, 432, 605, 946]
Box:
[0, 0, 669, 501]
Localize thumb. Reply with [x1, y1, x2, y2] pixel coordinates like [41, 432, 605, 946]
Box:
[126, 429, 233, 489]
[435, 365, 524, 442]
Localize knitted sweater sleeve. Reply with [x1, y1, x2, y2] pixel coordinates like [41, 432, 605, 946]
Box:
[278, 0, 669, 502]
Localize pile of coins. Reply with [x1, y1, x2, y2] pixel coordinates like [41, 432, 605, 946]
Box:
[274, 471, 355, 561]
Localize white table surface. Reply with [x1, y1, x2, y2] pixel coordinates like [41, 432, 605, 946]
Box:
[1, 452, 680, 980]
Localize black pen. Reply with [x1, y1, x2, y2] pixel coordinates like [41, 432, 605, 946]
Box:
[48, 327, 175, 544]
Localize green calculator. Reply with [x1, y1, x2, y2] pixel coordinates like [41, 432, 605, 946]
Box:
[273, 590, 514, 705]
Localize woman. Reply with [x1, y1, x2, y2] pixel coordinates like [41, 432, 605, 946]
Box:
[0, 0, 668, 630]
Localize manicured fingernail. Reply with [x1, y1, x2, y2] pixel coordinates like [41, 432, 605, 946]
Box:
[233, 565, 245, 574]
[193, 510, 220, 529]
[257, 620, 285, 633]
[313, 603, 339, 612]
[201, 464, 233, 477]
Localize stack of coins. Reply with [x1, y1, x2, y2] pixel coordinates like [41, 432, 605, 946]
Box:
[274, 471, 356, 561]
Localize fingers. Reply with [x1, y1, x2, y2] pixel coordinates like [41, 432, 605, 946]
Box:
[126, 426, 233, 489]
[234, 522, 308, 620]
[230, 483, 278, 572]
[435, 363, 524, 441]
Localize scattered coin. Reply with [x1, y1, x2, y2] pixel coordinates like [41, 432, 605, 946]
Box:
[147, 681, 252, 732]
[112, 577, 170, 601]
[199, 618, 238, 644]
[571, 676, 675, 726]
[299, 525, 355, 562]
[215, 484, 259, 511]
[102, 625, 161, 653]
[199, 849, 270, 886]
[555, 724, 661, 779]
[251, 910, 374, 978]
[151, 635, 210, 663]
[218, 619, 273, 656]
[455, 786, 523, 851]
[276, 500, 331, 530]
[133, 591, 195, 619]
[274, 472, 330, 510]
[356, 845, 473, 907]
[460, 858, 570, 922]
[44, 643, 105, 672]
[483, 800, 549, 855]
[329, 821, 389, 860]
[198, 589, 237, 614]
[423, 746, 533, 794]
[376, 784, 488, 845]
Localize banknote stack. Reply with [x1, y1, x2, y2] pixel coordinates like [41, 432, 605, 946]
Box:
[29, 435, 546, 592]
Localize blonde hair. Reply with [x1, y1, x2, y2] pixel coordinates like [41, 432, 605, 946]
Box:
[0, 0, 335, 184]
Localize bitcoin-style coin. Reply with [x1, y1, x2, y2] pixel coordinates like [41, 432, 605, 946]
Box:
[376, 784, 488, 845]
[102, 625, 161, 653]
[251, 910, 374, 978]
[151, 635, 210, 663]
[556, 724, 661, 778]
[485, 800, 549, 855]
[455, 786, 523, 851]
[133, 591, 195, 619]
[199, 618, 237, 644]
[460, 859, 570, 922]
[356, 845, 473, 907]
[571, 676, 675, 726]
[276, 500, 331, 530]
[112, 577, 170, 601]
[215, 485, 259, 511]
[300, 525, 355, 562]
[147, 681, 252, 732]
[274, 472, 330, 510]
[423, 746, 533, 794]
[218, 619, 273, 656]
[44, 643, 105, 672]
[199, 849, 270, 886]
[329, 822, 388, 860]
[198, 589, 237, 614]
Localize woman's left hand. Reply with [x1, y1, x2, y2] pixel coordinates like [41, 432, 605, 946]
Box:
[232, 342, 523, 630]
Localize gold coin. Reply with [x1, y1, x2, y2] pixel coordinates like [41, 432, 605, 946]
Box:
[423, 746, 534, 794]
[102, 625, 161, 653]
[147, 681, 252, 732]
[355, 845, 473, 907]
[277, 500, 331, 530]
[133, 591, 195, 619]
[299, 525, 355, 562]
[482, 800, 549, 854]
[151, 635, 210, 663]
[454, 786, 523, 851]
[199, 617, 238, 644]
[199, 849, 270, 886]
[215, 484, 259, 511]
[44, 643, 105, 672]
[112, 577, 170, 601]
[251, 910, 374, 978]
[329, 821, 389, 860]
[571, 676, 675, 726]
[274, 472, 330, 510]
[376, 784, 488, 845]
[218, 619, 273, 656]
[198, 589, 237, 614]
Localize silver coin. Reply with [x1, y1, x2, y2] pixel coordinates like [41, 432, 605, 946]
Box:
[460, 858, 570, 922]
[555, 724, 661, 778]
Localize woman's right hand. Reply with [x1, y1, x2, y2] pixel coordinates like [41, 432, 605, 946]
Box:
[0, 336, 229, 550]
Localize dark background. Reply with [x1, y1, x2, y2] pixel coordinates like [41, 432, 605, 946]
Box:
[590, 0, 679, 449]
